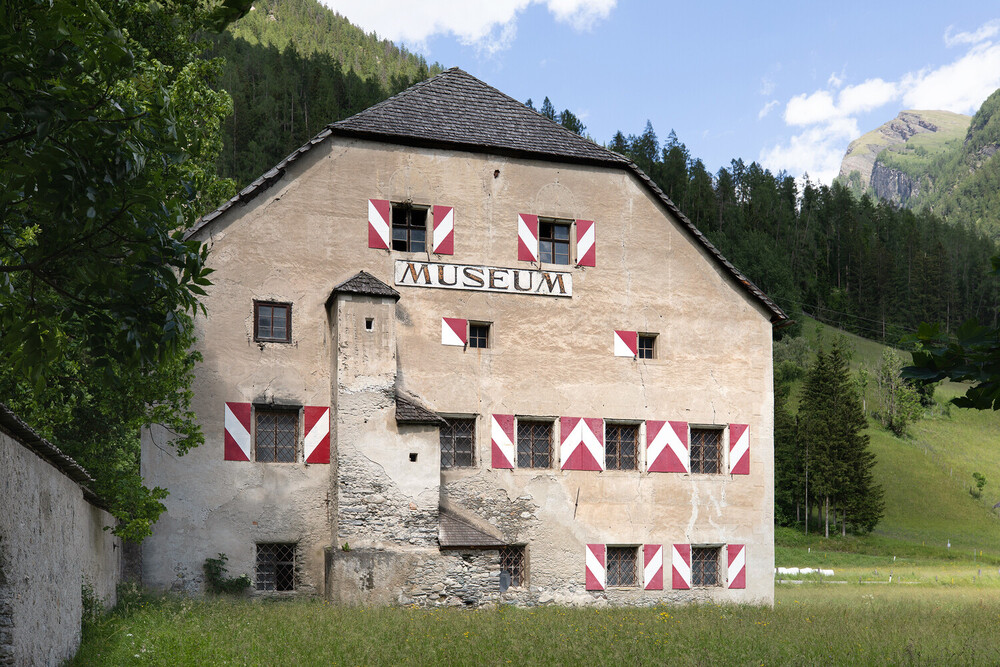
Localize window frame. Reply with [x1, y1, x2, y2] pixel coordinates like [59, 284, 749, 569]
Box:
[391, 202, 429, 253]
[253, 406, 300, 463]
[255, 542, 297, 592]
[499, 545, 526, 589]
[604, 422, 640, 471]
[253, 300, 292, 343]
[537, 217, 572, 265]
[606, 545, 639, 588]
[691, 545, 722, 587]
[467, 321, 491, 349]
[637, 333, 656, 360]
[440, 416, 476, 469]
[689, 426, 724, 475]
[516, 419, 553, 469]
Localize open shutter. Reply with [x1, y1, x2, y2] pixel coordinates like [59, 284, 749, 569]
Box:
[304, 406, 330, 464]
[517, 214, 539, 262]
[728, 544, 746, 589]
[646, 420, 689, 473]
[643, 544, 664, 590]
[729, 423, 750, 475]
[368, 199, 391, 249]
[586, 544, 606, 590]
[224, 402, 252, 461]
[560, 417, 604, 471]
[432, 205, 454, 254]
[576, 219, 595, 267]
[441, 317, 467, 346]
[671, 544, 691, 590]
[613, 330, 637, 357]
[491, 414, 515, 469]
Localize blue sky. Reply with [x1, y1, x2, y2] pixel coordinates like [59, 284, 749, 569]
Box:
[321, 1, 1000, 184]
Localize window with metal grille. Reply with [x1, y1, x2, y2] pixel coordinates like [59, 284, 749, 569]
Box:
[256, 543, 296, 591]
[538, 219, 571, 265]
[254, 301, 291, 342]
[606, 546, 638, 587]
[605, 423, 638, 470]
[690, 427, 723, 474]
[499, 545, 525, 588]
[255, 408, 297, 463]
[468, 322, 490, 349]
[691, 546, 721, 587]
[516, 420, 551, 468]
[391, 204, 427, 252]
[637, 334, 656, 359]
[440, 418, 475, 468]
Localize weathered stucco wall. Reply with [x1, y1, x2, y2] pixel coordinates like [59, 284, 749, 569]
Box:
[143, 133, 775, 604]
[0, 427, 121, 666]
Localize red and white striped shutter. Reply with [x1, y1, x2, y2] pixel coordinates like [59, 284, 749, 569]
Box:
[368, 199, 391, 249]
[729, 423, 750, 475]
[491, 414, 515, 469]
[576, 219, 595, 267]
[432, 205, 454, 255]
[728, 544, 746, 589]
[613, 330, 638, 357]
[671, 544, 691, 590]
[517, 214, 539, 262]
[646, 420, 689, 473]
[441, 317, 467, 346]
[643, 544, 664, 590]
[559, 417, 604, 471]
[224, 402, 252, 461]
[303, 406, 330, 464]
[586, 544, 606, 590]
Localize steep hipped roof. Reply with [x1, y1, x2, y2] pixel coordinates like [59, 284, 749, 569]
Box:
[330, 270, 400, 301]
[190, 68, 786, 324]
[395, 393, 447, 426]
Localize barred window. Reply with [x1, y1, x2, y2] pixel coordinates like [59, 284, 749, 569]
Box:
[605, 423, 638, 470]
[637, 334, 656, 359]
[468, 322, 490, 349]
[255, 408, 297, 463]
[441, 418, 475, 468]
[606, 546, 638, 587]
[256, 543, 296, 591]
[690, 427, 723, 474]
[254, 301, 291, 342]
[517, 421, 551, 468]
[691, 546, 721, 587]
[391, 204, 427, 252]
[499, 545, 525, 589]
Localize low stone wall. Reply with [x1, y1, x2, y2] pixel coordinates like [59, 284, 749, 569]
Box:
[0, 407, 122, 666]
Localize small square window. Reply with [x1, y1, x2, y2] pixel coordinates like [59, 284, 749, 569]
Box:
[256, 543, 296, 591]
[606, 546, 638, 587]
[605, 423, 638, 470]
[441, 417, 475, 468]
[516, 420, 552, 468]
[255, 408, 298, 463]
[254, 301, 291, 342]
[500, 545, 526, 589]
[468, 322, 490, 349]
[538, 219, 571, 265]
[690, 427, 723, 474]
[391, 203, 428, 252]
[637, 334, 656, 359]
[691, 546, 721, 587]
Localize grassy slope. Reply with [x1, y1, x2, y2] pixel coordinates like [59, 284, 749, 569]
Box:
[875, 110, 970, 173]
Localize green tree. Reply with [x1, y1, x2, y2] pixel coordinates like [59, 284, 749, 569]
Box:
[540, 96, 557, 121]
[873, 348, 923, 435]
[558, 109, 586, 136]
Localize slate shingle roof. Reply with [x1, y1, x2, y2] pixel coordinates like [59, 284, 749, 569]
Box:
[395, 394, 447, 425]
[331, 271, 400, 301]
[439, 506, 506, 548]
[188, 68, 787, 324]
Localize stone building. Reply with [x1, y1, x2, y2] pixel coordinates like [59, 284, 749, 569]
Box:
[141, 68, 787, 606]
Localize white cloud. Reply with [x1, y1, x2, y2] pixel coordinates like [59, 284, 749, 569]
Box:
[838, 78, 898, 115]
[758, 100, 779, 119]
[944, 20, 1000, 47]
[901, 42, 1000, 112]
[827, 70, 844, 89]
[319, 1, 615, 51]
[759, 77, 776, 96]
[760, 118, 859, 186]
[784, 90, 837, 126]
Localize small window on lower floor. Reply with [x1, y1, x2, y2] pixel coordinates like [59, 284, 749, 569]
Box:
[256, 543, 296, 591]
[691, 546, 721, 587]
[637, 334, 656, 359]
[499, 545, 525, 589]
[606, 546, 639, 587]
[468, 322, 490, 349]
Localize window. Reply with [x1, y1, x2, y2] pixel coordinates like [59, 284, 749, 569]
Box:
[468, 322, 490, 349]
[605, 423, 638, 470]
[254, 301, 291, 342]
[499, 545, 525, 589]
[691, 546, 721, 587]
[256, 543, 296, 591]
[440, 418, 475, 468]
[690, 427, 723, 474]
[538, 219, 571, 265]
[606, 546, 638, 587]
[391, 203, 428, 252]
[255, 408, 298, 463]
[637, 334, 656, 359]
[516, 420, 551, 468]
